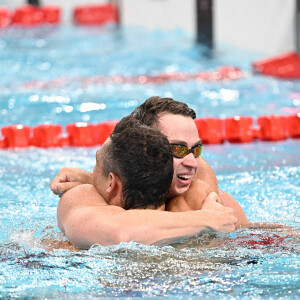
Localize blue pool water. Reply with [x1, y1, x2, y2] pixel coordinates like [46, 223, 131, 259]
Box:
[0, 25, 300, 299]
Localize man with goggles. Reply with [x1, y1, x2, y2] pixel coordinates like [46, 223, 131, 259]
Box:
[170, 143, 203, 159]
[51, 97, 251, 247]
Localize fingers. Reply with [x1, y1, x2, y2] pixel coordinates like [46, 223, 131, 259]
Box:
[202, 194, 238, 233]
[216, 211, 237, 233]
[202, 192, 222, 210]
[204, 192, 218, 204]
[50, 182, 81, 195]
[50, 168, 70, 186]
[223, 224, 236, 233]
[50, 167, 94, 196]
[50, 167, 81, 195]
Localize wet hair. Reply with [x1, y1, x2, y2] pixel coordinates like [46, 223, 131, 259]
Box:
[101, 115, 173, 210]
[131, 96, 196, 127]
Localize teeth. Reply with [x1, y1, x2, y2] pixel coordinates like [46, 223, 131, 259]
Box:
[178, 174, 191, 180]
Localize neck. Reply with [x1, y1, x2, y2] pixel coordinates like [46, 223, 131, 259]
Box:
[156, 204, 166, 211]
[107, 194, 123, 207]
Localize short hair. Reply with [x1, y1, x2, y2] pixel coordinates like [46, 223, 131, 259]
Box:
[101, 116, 173, 210]
[131, 96, 196, 127]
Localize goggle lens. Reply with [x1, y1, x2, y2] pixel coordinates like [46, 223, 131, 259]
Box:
[171, 144, 202, 158]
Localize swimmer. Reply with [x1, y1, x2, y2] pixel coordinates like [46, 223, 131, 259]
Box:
[130, 97, 285, 230]
[56, 115, 237, 249]
[51, 97, 244, 220]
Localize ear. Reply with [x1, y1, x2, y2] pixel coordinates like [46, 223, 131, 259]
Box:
[106, 172, 116, 194]
[106, 172, 122, 195]
[105, 172, 123, 206]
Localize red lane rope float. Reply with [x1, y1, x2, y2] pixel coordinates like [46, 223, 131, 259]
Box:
[195, 118, 224, 144]
[0, 6, 10, 28]
[1, 125, 31, 148]
[65, 120, 118, 147]
[253, 52, 300, 79]
[18, 67, 245, 91]
[224, 116, 254, 143]
[0, 114, 299, 149]
[10, 4, 61, 26]
[32, 124, 63, 147]
[73, 3, 119, 26]
[0, 3, 119, 28]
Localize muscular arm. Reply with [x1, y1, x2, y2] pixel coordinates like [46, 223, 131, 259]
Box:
[50, 168, 93, 194]
[57, 184, 237, 249]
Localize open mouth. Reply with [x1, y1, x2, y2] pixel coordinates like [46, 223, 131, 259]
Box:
[177, 174, 192, 181]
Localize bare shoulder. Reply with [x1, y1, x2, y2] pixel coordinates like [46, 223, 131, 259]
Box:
[58, 184, 107, 207]
[57, 184, 108, 233]
[167, 178, 215, 211]
[194, 157, 219, 192]
[219, 189, 250, 227]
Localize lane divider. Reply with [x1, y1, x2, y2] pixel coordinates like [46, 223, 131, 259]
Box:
[0, 114, 299, 149]
[0, 5, 61, 27]
[10, 67, 245, 92]
[1, 8, 299, 79]
[253, 52, 300, 79]
[73, 3, 118, 26]
[0, 3, 118, 27]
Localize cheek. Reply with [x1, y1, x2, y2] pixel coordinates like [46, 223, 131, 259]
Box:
[172, 158, 181, 174]
[92, 165, 97, 180]
[93, 166, 101, 189]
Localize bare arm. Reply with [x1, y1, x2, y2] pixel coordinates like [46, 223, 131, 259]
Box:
[57, 184, 237, 249]
[192, 157, 251, 227]
[50, 167, 93, 195]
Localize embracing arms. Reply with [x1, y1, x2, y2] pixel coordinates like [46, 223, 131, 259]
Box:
[50, 168, 94, 195]
[57, 184, 237, 249]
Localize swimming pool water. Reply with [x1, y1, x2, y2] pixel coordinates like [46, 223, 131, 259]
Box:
[0, 24, 299, 299]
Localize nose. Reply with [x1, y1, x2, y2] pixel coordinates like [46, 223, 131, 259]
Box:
[182, 153, 199, 169]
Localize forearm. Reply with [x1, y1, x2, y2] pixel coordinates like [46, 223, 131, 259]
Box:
[50, 168, 94, 195]
[58, 185, 236, 249]
[113, 209, 222, 246]
[66, 207, 236, 249]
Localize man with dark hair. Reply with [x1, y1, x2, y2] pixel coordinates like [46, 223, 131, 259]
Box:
[94, 115, 173, 210]
[131, 96, 196, 126]
[53, 97, 239, 249]
[58, 116, 182, 248]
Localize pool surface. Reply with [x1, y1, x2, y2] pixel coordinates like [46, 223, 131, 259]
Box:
[0, 24, 299, 299]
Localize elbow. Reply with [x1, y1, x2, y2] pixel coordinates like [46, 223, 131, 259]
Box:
[110, 224, 133, 245]
[109, 222, 151, 245]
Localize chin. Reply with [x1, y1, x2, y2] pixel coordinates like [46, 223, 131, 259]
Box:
[169, 185, 190, 197]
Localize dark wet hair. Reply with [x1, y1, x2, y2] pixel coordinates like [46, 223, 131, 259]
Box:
[102, 115, 173, 210]
[131, 96, 196, 127]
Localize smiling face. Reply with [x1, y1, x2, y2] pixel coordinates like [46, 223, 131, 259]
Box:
[156, 113, 201, 198]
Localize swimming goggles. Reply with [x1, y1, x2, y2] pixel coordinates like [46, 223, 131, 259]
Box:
[170, 143, 202, 158]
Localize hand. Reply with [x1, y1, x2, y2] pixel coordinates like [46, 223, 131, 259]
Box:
[202, 192, 237, 233]
[50, 167, 93, 195]
[201, 192, 224, 209]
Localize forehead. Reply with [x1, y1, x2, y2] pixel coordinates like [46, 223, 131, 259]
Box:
[157, 113, 200, 145]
